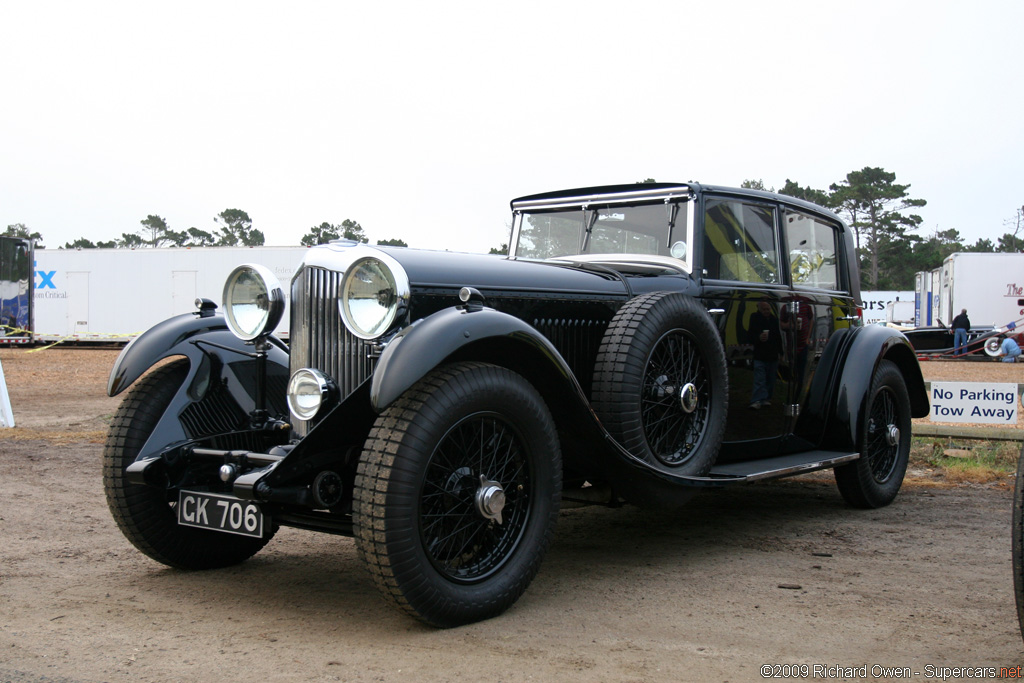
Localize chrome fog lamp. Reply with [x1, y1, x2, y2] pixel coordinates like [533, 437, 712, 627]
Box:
[339, 256, 408, 340]
[223, 264, 285, 341]
[287, 368, 334, 422]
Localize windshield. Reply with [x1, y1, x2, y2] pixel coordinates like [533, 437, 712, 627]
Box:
[513, 200, 690, 263]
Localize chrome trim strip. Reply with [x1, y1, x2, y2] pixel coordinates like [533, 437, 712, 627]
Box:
[550, 254, 691, 275]
[512, 186, 692, 212]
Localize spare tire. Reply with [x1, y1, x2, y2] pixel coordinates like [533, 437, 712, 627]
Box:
[592, 292, 728, 475]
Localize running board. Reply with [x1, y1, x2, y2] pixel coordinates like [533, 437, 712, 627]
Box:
[708, 450, 859, 482]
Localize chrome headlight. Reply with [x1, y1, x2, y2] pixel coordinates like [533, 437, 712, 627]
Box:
[339, 255, 409, 339]
[287, 368, 334, 422]
[223, 264, 285, 341]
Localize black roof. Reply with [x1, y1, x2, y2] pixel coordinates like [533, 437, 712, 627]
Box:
[511, 182, 845, 227]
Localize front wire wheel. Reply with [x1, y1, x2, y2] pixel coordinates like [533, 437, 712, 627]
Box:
[103, 359, 275, 569]
[834, 360, 911, 509]
[353, 362, 561, 627]
[422, 413, 532, 582]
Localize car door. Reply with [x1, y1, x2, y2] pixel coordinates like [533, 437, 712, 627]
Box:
[779, 207, 853, 450]
[698, 194, 791, 458]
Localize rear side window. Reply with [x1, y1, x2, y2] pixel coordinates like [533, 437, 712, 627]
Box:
[784, 211, 839, 290]
[701, 199, 779, 284]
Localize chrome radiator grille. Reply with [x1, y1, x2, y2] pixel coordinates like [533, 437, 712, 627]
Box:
[290, 266, 376, 436]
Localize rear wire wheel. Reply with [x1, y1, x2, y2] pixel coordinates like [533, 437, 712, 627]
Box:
[353, 362, 561, 628]
[103, 359, 274, 569]
[834, 360, 911, 509]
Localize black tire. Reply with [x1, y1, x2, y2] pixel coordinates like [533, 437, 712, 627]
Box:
[1013, 443, 1024, 643]
[103, 359, 274, 569]
[834, 360, 911, 509]
[592, 292, 727, 475]
[352, 362, 561, 628]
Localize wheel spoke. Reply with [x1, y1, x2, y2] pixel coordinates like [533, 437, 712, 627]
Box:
[639, 329, 710, 465]
[865, 387, 900, 482]
[419, 412, 532, 582]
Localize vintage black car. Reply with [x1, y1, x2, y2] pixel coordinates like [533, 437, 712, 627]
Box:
[104, 182, 929, 627]
[903, 324, 1011, 358]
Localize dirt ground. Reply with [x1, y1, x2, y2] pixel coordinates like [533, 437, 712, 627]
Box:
[1, 347, 1022, 682]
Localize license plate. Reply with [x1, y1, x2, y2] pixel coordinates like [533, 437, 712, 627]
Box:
[177, 490, 265, 539]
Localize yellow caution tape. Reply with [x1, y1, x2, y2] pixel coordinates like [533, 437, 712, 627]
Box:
[1, 325, 142, 351]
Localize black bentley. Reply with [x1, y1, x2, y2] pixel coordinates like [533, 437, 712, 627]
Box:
[104, 182, 929, 627]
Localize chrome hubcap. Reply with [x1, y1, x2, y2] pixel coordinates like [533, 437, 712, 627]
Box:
[886, 424, 900, 447]
[475, 475, 506, 525]
[679, 382, 698, 414]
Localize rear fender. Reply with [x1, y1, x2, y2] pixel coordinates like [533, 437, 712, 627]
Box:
[818, 325, 928, 450]
[107, 312, 290, 461]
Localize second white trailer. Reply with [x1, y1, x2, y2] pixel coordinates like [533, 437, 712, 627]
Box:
[936, 252, 1024, 329]
[32, 246, 309, 342]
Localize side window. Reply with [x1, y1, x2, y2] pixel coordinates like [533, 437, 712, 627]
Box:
[702, 199, 779, 284]
[783, 211, 839, 290]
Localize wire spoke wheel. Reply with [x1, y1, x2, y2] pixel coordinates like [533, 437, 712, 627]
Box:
[353, 362, 561, 628]
[593, 292, 727, 479]
[835, 359, 911, 509]
[421, 413, 531, 582]
[864, 386, 900, 483]
[103, 360, 274, 569]
[640, 329, 711, 466]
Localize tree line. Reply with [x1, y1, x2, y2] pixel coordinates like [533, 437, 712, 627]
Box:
[1, 210, 408, 252]
[741, 168, 1022, 290]
[5, 167, 1022, 290]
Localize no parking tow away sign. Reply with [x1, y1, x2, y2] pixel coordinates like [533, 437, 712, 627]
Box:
[930, 382, 1020, 424]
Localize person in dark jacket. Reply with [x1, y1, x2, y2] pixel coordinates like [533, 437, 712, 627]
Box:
[747, 298, 783, 409]
[952, 308, 971, 356]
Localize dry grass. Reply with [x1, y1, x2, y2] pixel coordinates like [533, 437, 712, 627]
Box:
[4, 427, 108, 445]
[909, 436, 1020, 487]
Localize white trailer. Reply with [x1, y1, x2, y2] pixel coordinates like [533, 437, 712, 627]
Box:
[884, 299, 915, 327]
[924, 253, 1024, 330]
[912, 268, 944, 327]
[860, 290, 914, 325]
[32, 246, 309, 342]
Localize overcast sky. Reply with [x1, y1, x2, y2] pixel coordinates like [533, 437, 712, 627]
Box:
[2, 1, 1021, 254]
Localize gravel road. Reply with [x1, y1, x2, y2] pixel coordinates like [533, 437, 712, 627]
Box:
[0, 348, 1021, 682]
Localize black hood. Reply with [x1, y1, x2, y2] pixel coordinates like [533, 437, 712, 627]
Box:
[369, 245, 632, 298]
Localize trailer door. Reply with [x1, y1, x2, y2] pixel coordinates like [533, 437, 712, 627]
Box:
[66, 271, 89, 335]
[172, 271, 197, 317]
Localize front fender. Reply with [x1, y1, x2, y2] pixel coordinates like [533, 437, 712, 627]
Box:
[108, 312, 287, 396]
[107, 312, 290, 462]
[820, 325, 928, 450]
[370, 305, 576, 411]
[362, 304, 740, 508]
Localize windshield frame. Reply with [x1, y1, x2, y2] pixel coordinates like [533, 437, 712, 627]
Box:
[509, 186, 694, 272]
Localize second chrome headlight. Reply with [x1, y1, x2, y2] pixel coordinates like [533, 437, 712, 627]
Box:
[223, 264, 285, 341]
[339, 256, 408, 339]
